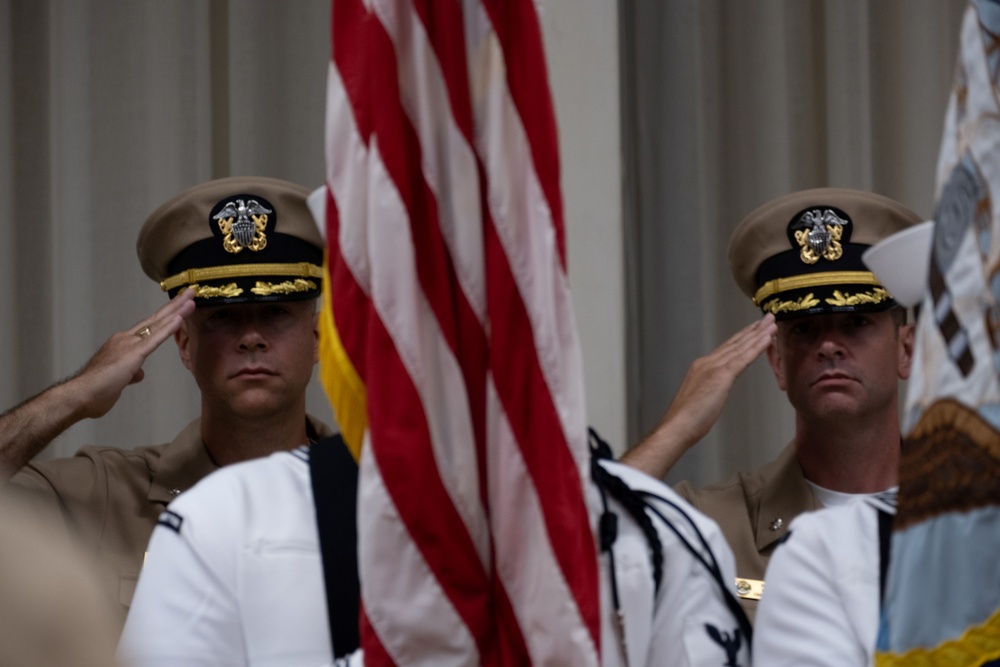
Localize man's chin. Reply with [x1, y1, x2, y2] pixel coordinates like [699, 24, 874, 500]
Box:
[227, 390, 290, 418]
[802, 388, 864, 416]
[812, 399, 864, 422]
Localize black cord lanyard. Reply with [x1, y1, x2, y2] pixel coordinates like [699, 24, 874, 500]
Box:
[636, 489, 754, 644]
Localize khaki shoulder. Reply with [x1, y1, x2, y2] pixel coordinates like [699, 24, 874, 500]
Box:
[6, 442, 169, 510]
[672, 445, 796, 512]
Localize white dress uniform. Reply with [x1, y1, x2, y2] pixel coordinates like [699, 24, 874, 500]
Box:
[118, 447, 344, 667]
[752, 495, 894, 666]
[120, 449, 749, 667]
[596, 459, 751, 667]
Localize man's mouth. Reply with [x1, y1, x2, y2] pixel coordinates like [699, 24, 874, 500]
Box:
[232, 367, 277, 379]
[811, 370, 856, 387]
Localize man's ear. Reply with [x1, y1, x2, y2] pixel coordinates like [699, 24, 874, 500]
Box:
[767, 339, 787, 391]
[898, 322, 916, 381]
[175, 320, 193, 372]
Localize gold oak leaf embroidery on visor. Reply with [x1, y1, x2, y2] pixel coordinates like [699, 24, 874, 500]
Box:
[763, 293, 821, 315]
[189, 283, 244, 299]
[251, 279, 318, 296]
[826, 288, 890, 307]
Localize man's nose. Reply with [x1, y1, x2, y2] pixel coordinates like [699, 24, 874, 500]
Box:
[816, 331, 846, 359]
[237, 324, 269, 351]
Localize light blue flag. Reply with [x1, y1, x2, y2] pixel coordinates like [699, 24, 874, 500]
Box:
[877, 1, 1000, 664]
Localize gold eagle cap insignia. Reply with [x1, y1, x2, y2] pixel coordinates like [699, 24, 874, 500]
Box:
[794, 209, 846, 265]
[213, 198, 272, 254]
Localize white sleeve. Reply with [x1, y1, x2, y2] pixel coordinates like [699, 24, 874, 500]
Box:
[647, 500, 749, 667]
[331, 649, 364, 666]
[118, 489, 245, 667]
[753, 511, 865, 666]
[597, 460, 750, 667]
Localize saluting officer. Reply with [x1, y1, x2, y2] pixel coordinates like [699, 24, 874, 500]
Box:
[0, 176, 333, 634]
[623, 188, 919, 620]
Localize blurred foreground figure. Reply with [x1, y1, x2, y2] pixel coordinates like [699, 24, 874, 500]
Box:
[0, 499, 119, 667]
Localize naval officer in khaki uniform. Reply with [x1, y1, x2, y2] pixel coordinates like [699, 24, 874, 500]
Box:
[0, 176, 333, 635]
[623, 188, 919, 621]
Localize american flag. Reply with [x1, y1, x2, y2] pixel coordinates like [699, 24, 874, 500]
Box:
[877, 1, 1000, 663]
[318, 0, 601, 664]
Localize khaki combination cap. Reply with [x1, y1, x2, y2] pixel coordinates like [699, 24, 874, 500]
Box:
[137, 176, 323, 306]
[728, 188, 922, 319]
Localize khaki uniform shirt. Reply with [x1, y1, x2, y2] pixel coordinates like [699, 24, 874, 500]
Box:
[2, 415, 332, 635]
[674, 443, 820, 622]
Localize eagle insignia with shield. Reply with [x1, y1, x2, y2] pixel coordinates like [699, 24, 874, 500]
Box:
[213, 198, 272, 253]
[794, 208, 846, 264]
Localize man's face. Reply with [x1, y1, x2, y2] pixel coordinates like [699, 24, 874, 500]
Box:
[175, 300, 318, 420]
[767, 310, 914, 424]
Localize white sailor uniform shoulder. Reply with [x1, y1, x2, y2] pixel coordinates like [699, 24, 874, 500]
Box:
[596, 459, 751, 667]
[753, 496, 893, 666]
[119, 447, 333, 667]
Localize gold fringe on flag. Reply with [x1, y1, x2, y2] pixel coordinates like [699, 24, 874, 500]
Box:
[876, 609, 1000, 667]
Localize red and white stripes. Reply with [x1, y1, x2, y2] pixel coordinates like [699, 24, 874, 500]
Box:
[320, 1, 599, 664]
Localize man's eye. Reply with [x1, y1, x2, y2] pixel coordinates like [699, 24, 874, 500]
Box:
[208, 309, 234, 322]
